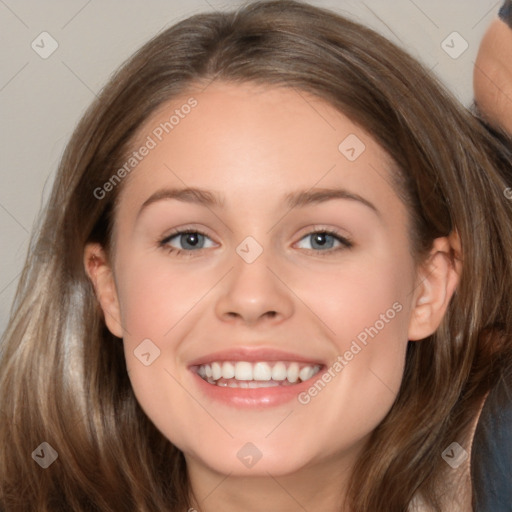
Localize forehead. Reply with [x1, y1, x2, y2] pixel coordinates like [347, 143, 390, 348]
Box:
[115, 81, 402, 222]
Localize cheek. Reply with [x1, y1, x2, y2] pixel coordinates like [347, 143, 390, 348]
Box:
[116, 255, 210, 339]
[115, 258, 211, 444]
[114, 254, 226, 399]
[294, 251, 413, 429]
[296, 248, 412, 343]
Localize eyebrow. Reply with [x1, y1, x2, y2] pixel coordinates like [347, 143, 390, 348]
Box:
[137, 186, 379, 218]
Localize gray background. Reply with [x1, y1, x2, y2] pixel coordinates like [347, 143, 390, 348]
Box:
[0, 0, 503, 336]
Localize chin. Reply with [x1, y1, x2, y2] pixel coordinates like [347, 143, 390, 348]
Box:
[184, 438, 317, 477]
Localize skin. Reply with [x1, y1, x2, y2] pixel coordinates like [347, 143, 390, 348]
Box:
[474, 17, 512, 135]
[85, 82, 460, 512]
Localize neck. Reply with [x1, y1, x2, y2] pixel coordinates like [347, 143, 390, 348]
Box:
[185, 449, 358, 512]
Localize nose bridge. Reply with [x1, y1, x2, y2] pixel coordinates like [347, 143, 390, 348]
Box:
[214, 234, 294, 325]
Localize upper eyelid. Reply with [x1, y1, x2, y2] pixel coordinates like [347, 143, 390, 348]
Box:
[160, 227, 215, 246]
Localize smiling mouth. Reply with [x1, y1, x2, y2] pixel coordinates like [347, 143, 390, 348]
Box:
[193, 360, 323, 388]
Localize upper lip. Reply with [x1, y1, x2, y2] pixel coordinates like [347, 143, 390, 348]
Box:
[188, 346, 326, 367]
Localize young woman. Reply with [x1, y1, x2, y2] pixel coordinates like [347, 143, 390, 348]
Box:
[1, 1, 511, 511]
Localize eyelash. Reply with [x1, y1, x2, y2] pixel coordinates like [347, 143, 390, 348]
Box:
[158, 227, 353, 257]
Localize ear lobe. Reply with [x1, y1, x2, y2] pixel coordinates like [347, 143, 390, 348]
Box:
[84, 243, 124, 338]
[408, 234, 461, 341]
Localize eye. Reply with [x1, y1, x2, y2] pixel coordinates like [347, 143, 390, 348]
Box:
[159, 229, 216, 256]
[295, 228, 352, 254]
[158, 226, 352, 257]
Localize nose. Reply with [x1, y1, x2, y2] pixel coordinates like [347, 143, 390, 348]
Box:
[214, 250, 295, 327]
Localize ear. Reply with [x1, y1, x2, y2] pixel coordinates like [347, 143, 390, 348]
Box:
[408, 232, 462, 341]
[84, 243, 124, 338]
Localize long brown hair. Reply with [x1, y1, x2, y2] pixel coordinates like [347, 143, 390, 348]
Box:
[1, 1, 511, 510]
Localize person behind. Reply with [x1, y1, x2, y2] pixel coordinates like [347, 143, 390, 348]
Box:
[471, 2, 512, 510]
[474, 0, 512, 136]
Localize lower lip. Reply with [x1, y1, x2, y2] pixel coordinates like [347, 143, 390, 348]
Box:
[190, 369, 323, 408]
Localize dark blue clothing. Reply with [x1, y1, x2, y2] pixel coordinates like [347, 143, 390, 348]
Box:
[471, 363, 512, 511]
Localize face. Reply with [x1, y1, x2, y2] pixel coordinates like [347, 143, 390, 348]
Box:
[474, 18, 512, 134]
[86, 81, 455, 479]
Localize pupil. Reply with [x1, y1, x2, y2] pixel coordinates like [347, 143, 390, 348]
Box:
[184, 233, 200, 248]
[314, 233, 327, 246]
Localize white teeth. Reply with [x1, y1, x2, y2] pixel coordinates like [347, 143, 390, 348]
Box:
[253, 380, 280, 388]
[253, 362, 272, 381]
[211, 362, 222, 380]
[222, 361, 235, 379]
[299, 366, 315, 382]
[234, 361, 253, 381]
[196, 360, 322, 386]
[271, 362, 287, 381]
[287, 362, 299, 383]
